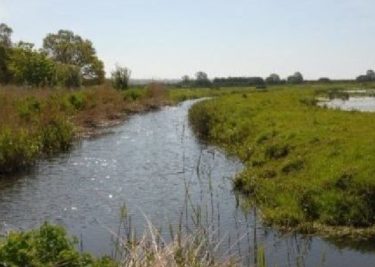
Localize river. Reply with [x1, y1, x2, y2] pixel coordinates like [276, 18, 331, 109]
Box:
[1, 99, 374, 266]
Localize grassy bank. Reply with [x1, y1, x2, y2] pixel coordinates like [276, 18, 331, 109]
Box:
[189, 84, 375, 237]
[0, 85, 244, 176]
[0, 84, 172, 175]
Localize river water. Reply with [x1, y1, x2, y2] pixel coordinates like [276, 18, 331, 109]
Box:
[1, 99, 375, 266]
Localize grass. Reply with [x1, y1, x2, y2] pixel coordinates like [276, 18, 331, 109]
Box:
[189, 82, 375, 237]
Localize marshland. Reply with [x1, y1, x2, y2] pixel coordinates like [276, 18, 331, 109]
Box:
[2, 1, 375, 266]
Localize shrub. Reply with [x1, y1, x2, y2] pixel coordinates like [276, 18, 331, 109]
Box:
[16, 96, 42, 121]
[67, 92, 86, 110]
[0, 128, 41, 174]
[39, 116, 74, 153]
[111, 65, 131, 90]
[0, 223, 116, 266]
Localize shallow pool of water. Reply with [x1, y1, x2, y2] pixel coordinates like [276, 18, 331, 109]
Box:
[319, 96, 375, 112]
[1, 99, 375, 266]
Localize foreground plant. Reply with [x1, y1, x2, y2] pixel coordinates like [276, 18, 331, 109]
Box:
[0, 223, 116, 267]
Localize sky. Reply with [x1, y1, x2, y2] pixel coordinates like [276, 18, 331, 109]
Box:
[0, 0, 375, 80]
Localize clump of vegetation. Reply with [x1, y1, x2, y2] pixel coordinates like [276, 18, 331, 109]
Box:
[0, 223, 116, 266]
[189, 84, 375, 234]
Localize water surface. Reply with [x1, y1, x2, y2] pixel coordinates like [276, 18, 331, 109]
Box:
[319, 96, 375, 112]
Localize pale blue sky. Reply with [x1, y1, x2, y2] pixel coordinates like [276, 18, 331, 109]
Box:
[1, 0, 374, 80]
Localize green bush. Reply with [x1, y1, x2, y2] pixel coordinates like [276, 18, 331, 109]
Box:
[0, 128, 40, 174]
[9, 47, 56, 87]
[0, 223, 117, 267]
[16, 96, 42, 121]
[39, 116, 74, 153]
[67, 92, 86, 110]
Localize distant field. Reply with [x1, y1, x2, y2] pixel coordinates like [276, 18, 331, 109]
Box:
[189, 82, 375, 237]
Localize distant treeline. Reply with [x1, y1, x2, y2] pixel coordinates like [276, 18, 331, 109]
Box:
[179, 69, 375, 88]
[179, 72, 304, 88]
[212, 77, 265, 87]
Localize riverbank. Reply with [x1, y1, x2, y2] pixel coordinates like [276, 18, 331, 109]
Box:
[188, 83, 375, 238]
[0, 85, 245, 176]
[0, 85, 160, 174]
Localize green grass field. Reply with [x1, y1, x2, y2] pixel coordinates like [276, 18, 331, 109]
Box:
[189, 83, 375, 237]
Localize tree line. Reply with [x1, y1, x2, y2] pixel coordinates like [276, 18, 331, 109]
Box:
[180, 69, 375, 88]
[179, 71, 305, 88]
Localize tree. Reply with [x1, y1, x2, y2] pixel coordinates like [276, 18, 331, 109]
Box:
[0, 23, 13, 83]
[0, 23, 12, 47]
[195, 71, 211, 87]
[81, 56, 105, 84]
[366, 70, 375, 80]
[42, 30, 105, 84]
[0, 45, 11, 83]
[15, 41, 35, 50]
[9, 46, 56, 87]
[265, 73, 281, 84]
[111, 65, 131, 90]
[180, 75, 191, 87]
[287, 72, 304, 84]
[356, 69, 375, 82]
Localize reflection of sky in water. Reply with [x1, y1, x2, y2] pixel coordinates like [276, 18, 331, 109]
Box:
[0, 100, 374, 266]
